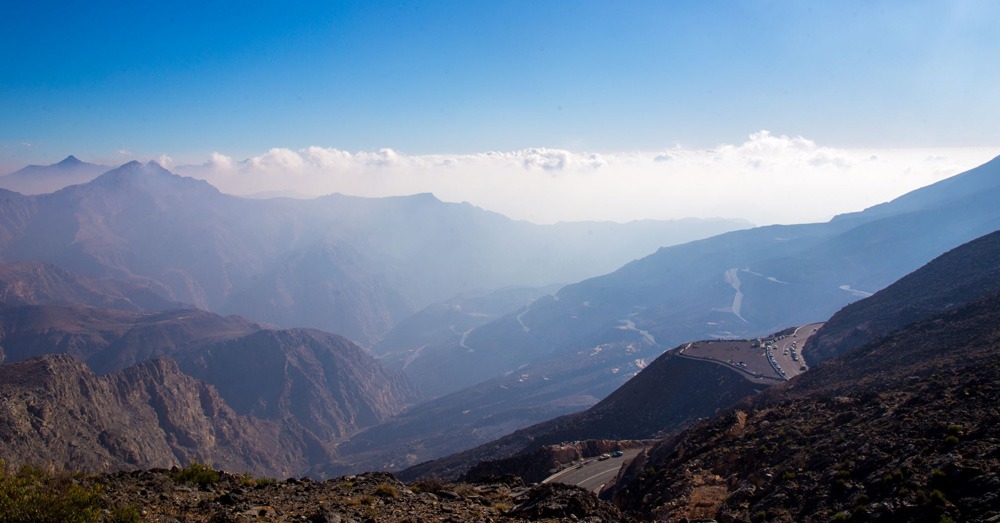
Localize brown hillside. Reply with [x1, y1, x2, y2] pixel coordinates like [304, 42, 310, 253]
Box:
[613, 293, 1000, 522]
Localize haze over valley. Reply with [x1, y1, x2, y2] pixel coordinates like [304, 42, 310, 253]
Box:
[1, 2, 998, 521]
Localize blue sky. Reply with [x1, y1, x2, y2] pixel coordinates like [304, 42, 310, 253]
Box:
[1, 1, 998, 224]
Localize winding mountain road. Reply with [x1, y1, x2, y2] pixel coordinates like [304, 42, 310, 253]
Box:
[543, 448, 644, 493]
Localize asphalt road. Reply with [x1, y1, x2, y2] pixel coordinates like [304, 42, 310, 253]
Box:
[542, 448, 644, 493]
[769, 322, 824, 379]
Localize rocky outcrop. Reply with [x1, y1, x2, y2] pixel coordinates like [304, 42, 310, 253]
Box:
[0, 354, 301, 477]
[507, 482, 623, 521]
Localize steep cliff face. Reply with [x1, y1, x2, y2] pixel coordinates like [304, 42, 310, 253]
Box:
[175, 328, 419, 443]
[0, 354, 307, 477]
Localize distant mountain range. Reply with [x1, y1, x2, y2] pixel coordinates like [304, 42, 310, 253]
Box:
[0, 159, 750, 345]
[0, 155, 111, 194]
[322, 155, 1000, 475]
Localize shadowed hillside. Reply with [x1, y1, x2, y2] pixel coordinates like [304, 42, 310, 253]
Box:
[806, 228, 1000, 364]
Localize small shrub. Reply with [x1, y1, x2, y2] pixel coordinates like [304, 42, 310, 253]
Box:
[238, 474, 276, 488]
[453, 484, 476, 496]
[0, 463, 105, 523]
[928, 489, 948, 506]
[108, 504, 142, 523]
[943, 435, 959, 446]
[781, 471, 796, 481]
[928, 469, 947, 487]
[883, 468, 905, 483]
[410, 475, 443, 493]
[374, 483, 399, 498]
[832, 511, 850, 521]
[170, 462, 220, 488]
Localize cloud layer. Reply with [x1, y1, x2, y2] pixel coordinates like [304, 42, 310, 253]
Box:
[175, 131, 997, 225]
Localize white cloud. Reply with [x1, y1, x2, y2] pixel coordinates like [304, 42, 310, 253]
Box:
[516, 147, 606, 171]
[174, 132, 998, 226]
[208, 152, 234, 171]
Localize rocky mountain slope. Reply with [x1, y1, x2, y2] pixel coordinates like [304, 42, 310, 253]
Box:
[0, 160, 748, 345]
[0, 354, 298, 476]
[806, 228, 1000, 364]
[0, 302, 418, 474]
[604, 226, 1000, 521]
[0, 305, 262, 372]
[0, 261, 180, 312]
[614, 291, 1000, 522]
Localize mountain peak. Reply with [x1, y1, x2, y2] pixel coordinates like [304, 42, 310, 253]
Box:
[57, 155, 83, 166]
[85, 160, 219, 198]
[101, 160, 174, 179]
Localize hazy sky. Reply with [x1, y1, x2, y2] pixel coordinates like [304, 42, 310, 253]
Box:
[1, 1, 998, 224]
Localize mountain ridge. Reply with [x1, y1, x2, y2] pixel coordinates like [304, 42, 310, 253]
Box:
[0, 155, 112, 195]
[0, 161, 750, 345]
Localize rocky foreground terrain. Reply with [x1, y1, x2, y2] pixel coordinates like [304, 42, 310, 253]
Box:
[2, 466, 623, 522]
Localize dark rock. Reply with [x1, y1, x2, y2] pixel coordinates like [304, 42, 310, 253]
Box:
[508, 483, 622, 521]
